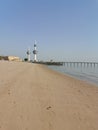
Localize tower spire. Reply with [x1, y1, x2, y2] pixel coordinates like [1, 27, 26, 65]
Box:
[26, 47, 31, 61]
[33, 40, 37, 62]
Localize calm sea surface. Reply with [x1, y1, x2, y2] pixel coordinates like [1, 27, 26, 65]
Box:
[48, 65, 98, 86]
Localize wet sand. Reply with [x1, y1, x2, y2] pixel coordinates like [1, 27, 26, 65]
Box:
[0, 61, 98, 130]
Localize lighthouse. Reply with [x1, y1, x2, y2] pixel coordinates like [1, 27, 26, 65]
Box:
[26, 48, 31, 62]
[33, 41, 37, 62]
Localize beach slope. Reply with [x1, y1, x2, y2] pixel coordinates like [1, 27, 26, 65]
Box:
[0, 61, 98, 130]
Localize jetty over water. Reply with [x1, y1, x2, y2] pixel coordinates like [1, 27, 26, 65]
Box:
[62, 62, 98, 67]
[33, 61, 98, 67]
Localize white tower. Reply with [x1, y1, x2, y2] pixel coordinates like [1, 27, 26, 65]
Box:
[26, 47, 31, 62]
[33, 40, 37, 62]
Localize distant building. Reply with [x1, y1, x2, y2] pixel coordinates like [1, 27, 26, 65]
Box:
[8, 56, 21, 61]
[0, 56, 22, 61]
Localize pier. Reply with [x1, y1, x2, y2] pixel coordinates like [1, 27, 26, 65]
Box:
[62, 62, 98, 67]
[33, 61, 98, 67]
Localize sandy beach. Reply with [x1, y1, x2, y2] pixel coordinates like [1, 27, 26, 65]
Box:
[0, 61, 98, 130]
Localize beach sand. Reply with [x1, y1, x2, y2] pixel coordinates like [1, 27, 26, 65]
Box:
[0, 61, 98, 130]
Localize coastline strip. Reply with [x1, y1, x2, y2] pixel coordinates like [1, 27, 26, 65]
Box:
[0, 61, 98, 130]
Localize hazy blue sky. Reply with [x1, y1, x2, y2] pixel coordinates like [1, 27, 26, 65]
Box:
[0, 0, 98, 61]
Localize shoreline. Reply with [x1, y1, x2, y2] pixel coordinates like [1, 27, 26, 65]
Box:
[47, 65, 98, 87]
[0, 61, 98, 130]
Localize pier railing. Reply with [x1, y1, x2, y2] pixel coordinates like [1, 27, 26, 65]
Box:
[61, 62, 98, 67]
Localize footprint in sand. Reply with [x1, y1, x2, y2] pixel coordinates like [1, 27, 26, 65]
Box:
[8, 90, 11, 95]
[13, 101, 16, 104]
[46, 106, 52, 110]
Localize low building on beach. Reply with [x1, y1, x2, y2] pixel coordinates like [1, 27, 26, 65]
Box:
[0, 56, 21, 61]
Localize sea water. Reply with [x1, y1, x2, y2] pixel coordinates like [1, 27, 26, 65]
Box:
[48, 65, 98, 86]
